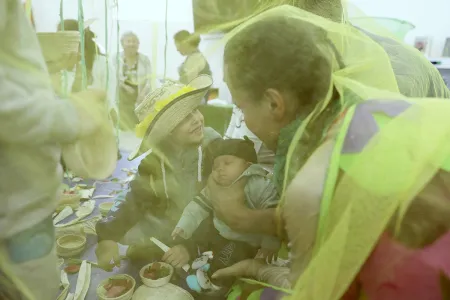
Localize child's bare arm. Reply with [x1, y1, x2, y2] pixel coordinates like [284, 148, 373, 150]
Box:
[173, 189, 212, 239]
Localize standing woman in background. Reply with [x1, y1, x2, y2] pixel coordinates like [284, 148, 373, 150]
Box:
[174, 30, 212, 87]
[115, 31, 152, 132]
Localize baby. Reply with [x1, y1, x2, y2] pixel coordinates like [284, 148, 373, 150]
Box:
[172, 137, 280, 294]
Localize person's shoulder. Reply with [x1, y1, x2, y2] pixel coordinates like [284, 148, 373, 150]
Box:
[190, 52, 205, 59]
[244, 165, 278, 207]
[202, 127, 221, 148]
[243, 164, 269, 178]
[136, 150, 162, 175]
[187, 52, 207, 64]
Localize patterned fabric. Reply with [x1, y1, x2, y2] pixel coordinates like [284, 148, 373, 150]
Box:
[272, 118, 303, 192]
[5, 216, 54, 264]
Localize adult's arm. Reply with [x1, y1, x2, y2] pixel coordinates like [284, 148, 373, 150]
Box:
[212, 259, 291, 289]
[175, 192, 212, 239]
[0, 0, 80, 145]
[283, 139, 334, 283]
[96, 176, 146, 242]
[0, 81, 80, 144]
[141, 55, 152, 91]
[144, 55, 152, 90]
[209, 169, 278, 236]
[213, 197, 278, 236]
[96, 157, 164, 242]
[213, 139, 335, 291]
[179, 52, 206, 84]
[135, 55, 152, 106]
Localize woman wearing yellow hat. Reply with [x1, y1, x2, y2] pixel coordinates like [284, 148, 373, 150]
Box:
[95, 75, 222, 270]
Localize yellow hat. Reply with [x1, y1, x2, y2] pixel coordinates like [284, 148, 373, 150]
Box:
[129, 75, 213, 160]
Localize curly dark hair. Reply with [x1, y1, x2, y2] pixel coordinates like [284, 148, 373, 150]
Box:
[224, 15, 341, 181]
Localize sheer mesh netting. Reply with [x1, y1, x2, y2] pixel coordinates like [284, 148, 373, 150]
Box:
[3, 1, 450, 299]
[205, 1, 450, 299]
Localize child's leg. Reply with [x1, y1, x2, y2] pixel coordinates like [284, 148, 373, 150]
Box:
[189, 216, 215, 256]
[208, 232, 259, 288]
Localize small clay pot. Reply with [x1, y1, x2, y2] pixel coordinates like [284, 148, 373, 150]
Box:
[56, 234, 86, 258]
[139, 262, 173, 288]
[97, 274, 136, 300]
[99, 202, 114, 216]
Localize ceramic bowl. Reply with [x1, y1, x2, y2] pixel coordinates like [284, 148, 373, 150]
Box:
[57, 234, 86, 250]
[59, 192, 81, 204]
[99, 202, 114, 216]
[139, 262, 173, 288]
[56, 234, 86, 257]
[56, 247, 85, 258]
[97, 274, 136, 300]
[131, 284, 194, 300]
[57, 192, 81, 212]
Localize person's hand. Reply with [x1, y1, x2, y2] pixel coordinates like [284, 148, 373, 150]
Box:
[211, 259, 265, 280]
[171, 227, 184, 240]
[70, 89, 109, 138]
[207, 176, 250, 231]
[95, 240, 121, 271]
[162, 244, 190, 269]
[256, 248, 278, 264]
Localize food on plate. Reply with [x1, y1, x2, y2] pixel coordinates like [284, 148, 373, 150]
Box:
[103, 278, 133, 298]
[64, 264, 81, 274]
[63, 190, 77, 195]
[143, 262, 171, 280]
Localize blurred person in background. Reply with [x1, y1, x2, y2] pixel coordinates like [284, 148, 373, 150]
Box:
[114, 31, 152, 131]
[174, 30, 212, 94]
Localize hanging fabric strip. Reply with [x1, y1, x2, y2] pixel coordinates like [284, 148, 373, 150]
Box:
[104, 0, 109, 93]
[163, 0, 168, 79]
[115, 1, 121, 138]
[78, 0, 87, 90]
[59, 0, 68, 97]
[197, 146, 202, 182]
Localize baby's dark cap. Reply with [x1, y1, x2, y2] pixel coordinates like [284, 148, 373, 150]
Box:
[208, 136, 257, 164]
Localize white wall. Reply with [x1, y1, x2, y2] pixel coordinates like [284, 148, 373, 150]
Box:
[32, 0, 195, 83]
[204, 0, 450, 99]
[349, 0, 450, 58]
[32, 0, 450, 101]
